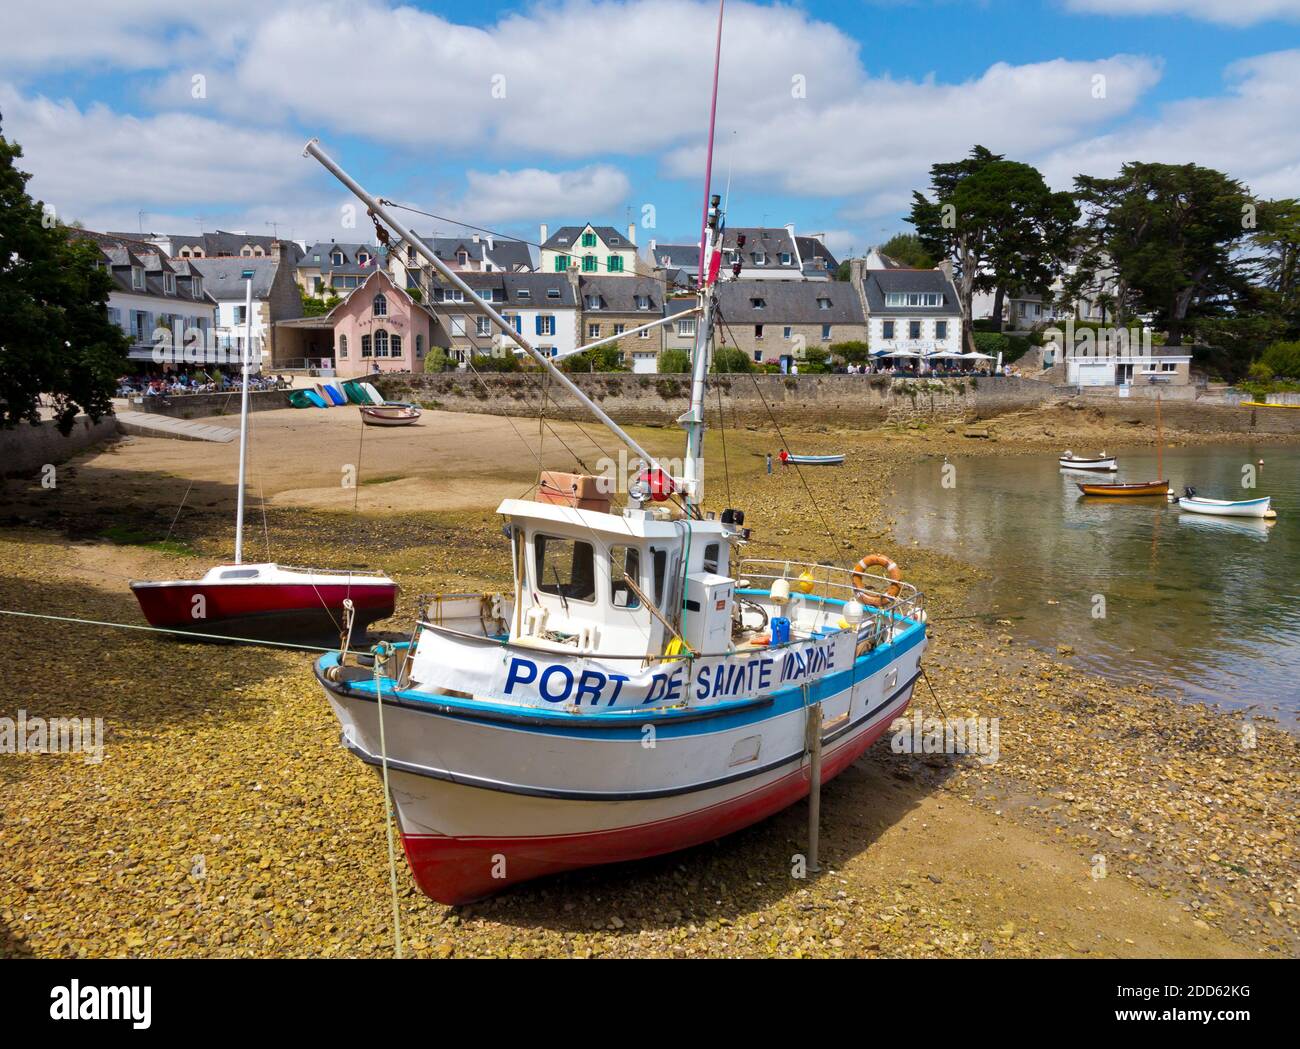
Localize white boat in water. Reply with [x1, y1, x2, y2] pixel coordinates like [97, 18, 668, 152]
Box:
[302, 42, 928, 901]
[1177, 492, 1275, 519]
[1059, 451, 1117, 472]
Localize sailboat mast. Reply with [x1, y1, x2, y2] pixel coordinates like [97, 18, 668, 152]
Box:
[1157, 391, 1163, 480]
[681, 0, 727, 517]
[233, 275, 253, 564]
[302, 139, 674, 487]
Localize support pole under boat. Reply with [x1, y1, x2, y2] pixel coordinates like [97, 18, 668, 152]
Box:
[805, 686, 822, 875]
[301, 138, 675, 486]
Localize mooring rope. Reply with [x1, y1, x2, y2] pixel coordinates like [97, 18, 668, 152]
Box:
[0, 608, 337, 652]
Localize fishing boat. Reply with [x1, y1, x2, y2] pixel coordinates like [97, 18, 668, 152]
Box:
[359, 402, 422, 426]
[1176, 489, 1275, 519]
[302, 31, 928, 903]
[1059, 451, 1117, 472]
[130, 271, 398, 640]
[784, 453, 844, 467]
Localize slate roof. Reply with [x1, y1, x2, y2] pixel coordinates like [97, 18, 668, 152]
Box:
[577, 276, 662, 313]
[722, 227, 800, 272]
[860, 269, 961, 316]
[542, 225, 633, 251]
[72, 230, 212, 305]
[413, 235, 532, 271]
[714, 279, 864, 325]
[650, 243, 702, 270]
[190, 257, 281, 299]
[427, 271, 577, 308]
[298, 242, 381, 276]
[796, 235, 838, 271]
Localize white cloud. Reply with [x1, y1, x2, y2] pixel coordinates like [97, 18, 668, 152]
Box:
[460, 165, 632, 224]
[0, 83, 315, 225]
[1066, 0, 1300, 26]
[1036, 50, 1300, 199]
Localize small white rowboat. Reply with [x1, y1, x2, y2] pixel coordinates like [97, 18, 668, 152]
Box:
[1178, 495, 1275, 519]
[1059, 452, 1117, 472]
[785, 453, 845, 466]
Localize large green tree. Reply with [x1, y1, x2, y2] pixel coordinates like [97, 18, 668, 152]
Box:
[1, 119, 128, 433]
[1072, 162, 1253, 346]
[1249, 198, 1300, 327]
[908, 146, 1078, 344]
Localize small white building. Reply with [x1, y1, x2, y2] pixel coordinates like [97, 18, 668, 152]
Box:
[854, 264, 963, 358]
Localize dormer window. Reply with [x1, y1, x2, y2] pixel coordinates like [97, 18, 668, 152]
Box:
[779, 252, 791, 265]
[131, 266, 145, 290]
[752, 252, 766, 265]
[164, 273, 176, 294]
[331, 251, 344, 266]
[750, 297, 766, 309]
[457, 251, 469, 265]
[634, 294, 650, 310]
[584, 295, 601, 310]
[192, 277, 203, 298]
[581, 232, 597, 248]
[517, 288, 530, 299]
[407, 246, 417, 263]
[357, 251, 371, 266]
[547, 288, 561, 299]
[817, 297, 831, 310]
[610, 237, 621, 246]
[313, 254, 321, 262]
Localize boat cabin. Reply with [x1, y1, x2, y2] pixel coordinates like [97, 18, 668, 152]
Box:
[497, 497, 737, 659]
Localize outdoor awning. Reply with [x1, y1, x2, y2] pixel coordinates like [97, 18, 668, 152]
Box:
[961, 351, 995, 360]
[926, 350, 964, 359]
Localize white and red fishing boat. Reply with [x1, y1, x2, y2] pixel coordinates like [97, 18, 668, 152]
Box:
[302, 14, 928, 903]
[130, 270, 397, 640]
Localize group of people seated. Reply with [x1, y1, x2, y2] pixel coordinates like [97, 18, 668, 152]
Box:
[116, 372, 290, 397]
[837, 362, 1012, 378]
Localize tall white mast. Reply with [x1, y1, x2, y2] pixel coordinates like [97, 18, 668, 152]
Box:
[233, 273, 253, 564]
[680, 0, 727, 517]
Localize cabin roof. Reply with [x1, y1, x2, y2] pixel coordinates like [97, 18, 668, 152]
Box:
[496, 498, 725, 542]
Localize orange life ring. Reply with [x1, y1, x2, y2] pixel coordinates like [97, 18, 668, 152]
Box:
[851, 554, 901, 607]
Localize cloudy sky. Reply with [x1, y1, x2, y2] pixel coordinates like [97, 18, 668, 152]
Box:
[2, 0, 1298, 257]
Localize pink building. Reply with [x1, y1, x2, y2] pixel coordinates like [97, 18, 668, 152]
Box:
[328, 270, 436, 379]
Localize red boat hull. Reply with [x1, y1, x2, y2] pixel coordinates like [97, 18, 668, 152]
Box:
[398, 701, 906, 905]
[131, 581, 396, 639]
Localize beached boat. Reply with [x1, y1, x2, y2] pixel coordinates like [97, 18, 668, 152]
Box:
[360, 402, 422, 426]
[302, 39, 928, 903]
[1177, 494, 1275, 519]
[130, 272, 398, 640]
[784, 453, 844, 466]
[1059, 451, 1117, 472]
[1077, 480, 1170, 497]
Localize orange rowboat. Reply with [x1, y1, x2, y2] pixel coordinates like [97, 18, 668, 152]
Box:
[1076, 480, 1170, 497]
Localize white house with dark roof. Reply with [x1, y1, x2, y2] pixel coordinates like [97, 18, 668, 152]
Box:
[540, 223, 640, 276]
[389, 233, 533, 293]
[296, 241, 381, 296]
[191, 253, 304, 367]
[850, 260, 963, 357]
[426, 271, 581, 361]
[75, 231, 217, 370]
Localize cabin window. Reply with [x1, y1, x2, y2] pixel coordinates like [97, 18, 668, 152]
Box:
[535, 535, 596, 603]
[702, 542, 721, 575]
[219, 568, 259, 579]
[651, 548, 668, 606]
[609, 546, 642, 609]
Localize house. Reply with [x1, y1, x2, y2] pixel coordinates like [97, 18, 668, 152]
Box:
[646, 242, 701, 291]
[73, 230, 217, 371]
[191, 251, 304, 368]
[426, 271, 581, 362]
[662, 297, 704, 359]
[109, 230, 302, 263]
[576, 276, 664, 372]
[540, 223, 640, 276]
[390, 233, 532, 294]
[662, 280, 866, 369]
[851, 261, 963, 358]
[297, 241, 381, 296]
[324, 270, 437, 379]
[795, 234, 838, 279]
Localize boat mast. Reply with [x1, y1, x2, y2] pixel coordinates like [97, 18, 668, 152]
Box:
[302, 140, 675, 488]
[233, 274, 253, 564]
[680, 0, 727, 518]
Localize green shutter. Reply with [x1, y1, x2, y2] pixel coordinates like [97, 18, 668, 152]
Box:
[608, 255, 622, 272]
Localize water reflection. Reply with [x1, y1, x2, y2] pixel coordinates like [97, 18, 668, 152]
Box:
[891, 444, 1299, 724]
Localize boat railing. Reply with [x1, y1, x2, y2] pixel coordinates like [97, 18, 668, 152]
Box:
[736, 558, 925, 634]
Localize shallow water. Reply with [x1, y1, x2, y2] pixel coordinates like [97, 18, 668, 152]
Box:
[889, 442, 1300, 725]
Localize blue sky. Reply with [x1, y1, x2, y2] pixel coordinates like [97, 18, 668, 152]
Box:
[2, 0, 1297, 258]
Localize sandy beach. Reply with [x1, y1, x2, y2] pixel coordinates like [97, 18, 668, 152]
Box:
[0, 403, 1295, 958]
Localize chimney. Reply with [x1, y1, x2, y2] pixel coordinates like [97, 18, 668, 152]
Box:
[785, 223, 795, 238]
[486, 235, 494, 249]
[649, 238, 657, 254]
[539, 223, 548, 245]
[271, 240, 282, 261]
[471, 233, 480, 243]
[627, 223, 637, 246]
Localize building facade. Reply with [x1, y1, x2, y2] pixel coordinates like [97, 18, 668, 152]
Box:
[852, 261, 964, 358]
[575, 276, 664, 372]
[191, 250, 304, 367]
[297, 242, 381, 296]
[540, 224, 640, 277]
[327, 270, 436, 379]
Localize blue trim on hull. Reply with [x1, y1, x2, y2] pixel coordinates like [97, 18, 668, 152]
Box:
[316, 620, 926, 741]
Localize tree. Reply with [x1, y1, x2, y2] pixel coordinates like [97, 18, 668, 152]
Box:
[1249, 198, 1300, 328]
[1073, 162, 1253, 345]
[658, 349, 691, 373]
[877, 233, 934, 269]
[1, 121, 129, 433]
[300, 288, 341, 317]
[828, 340, 871, 365]
[909, 146, 1077, 345]
[711, 345, 753, 372]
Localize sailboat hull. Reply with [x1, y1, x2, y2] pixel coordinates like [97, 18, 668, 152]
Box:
[131, 566, 397, 639]
[317, 625, 925, 904]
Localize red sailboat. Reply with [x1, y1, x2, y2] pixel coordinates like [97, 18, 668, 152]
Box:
[130, 272, 397, 640]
